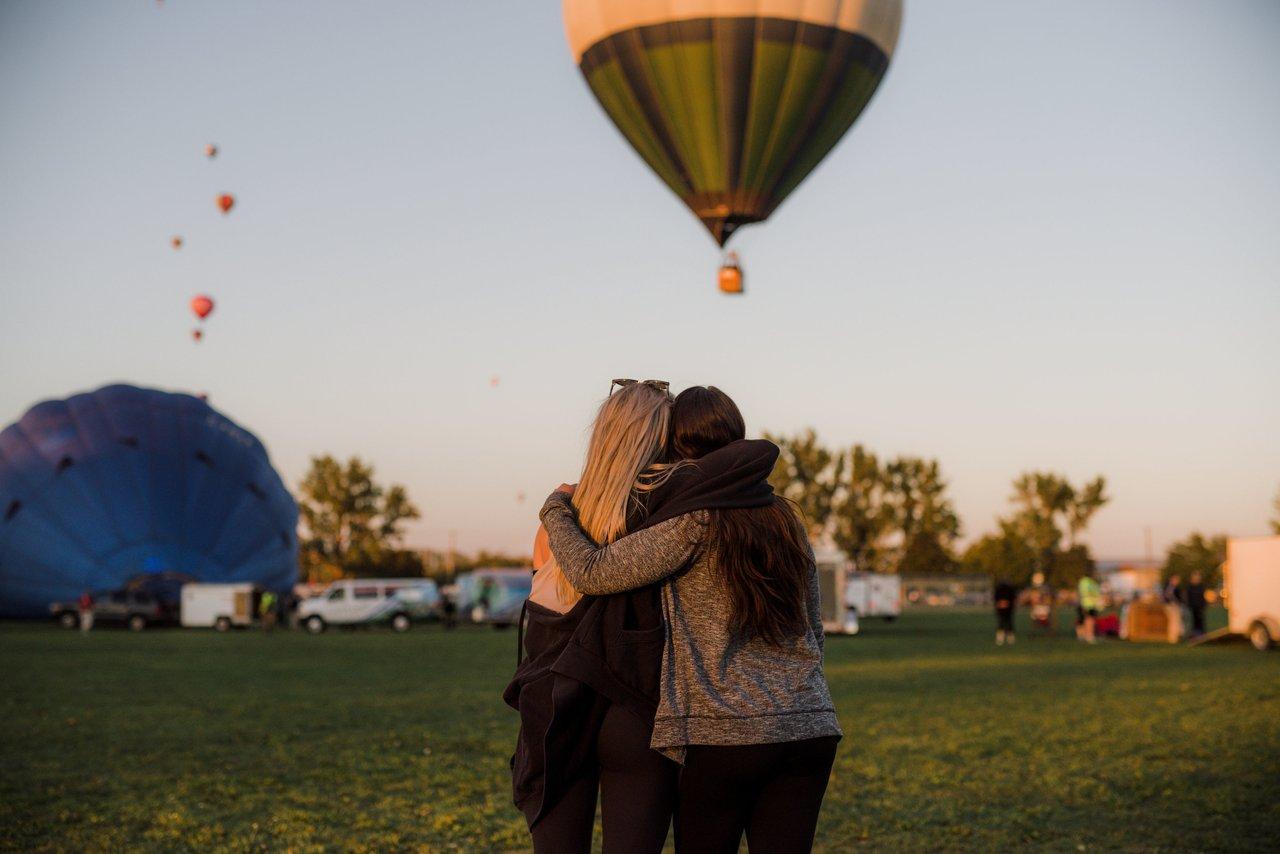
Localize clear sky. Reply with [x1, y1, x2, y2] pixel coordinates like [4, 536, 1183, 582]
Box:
[2, 1, 1277, 559]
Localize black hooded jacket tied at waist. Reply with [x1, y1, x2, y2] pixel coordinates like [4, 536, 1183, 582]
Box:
[502, 439, 779, 828]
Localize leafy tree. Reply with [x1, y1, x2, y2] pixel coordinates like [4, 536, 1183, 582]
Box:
[897, 531, 960, 576]
[1050, 545, 1096, 589]
[297, 455, 421, 582]
[961, 522, 1038, 584]
[882, 457, 961, 544]
[765, 429, 844, 537]
[831, 444, 892, 573]
[1162, 533, 1227, 589]
[765, 431, 961, 575]
[1005, 472, 1109, 584]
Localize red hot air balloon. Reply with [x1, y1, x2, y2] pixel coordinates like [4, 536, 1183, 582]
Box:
[217, 194, 235, 214]
[204, 144, 218, 159]
[191, 295, 215, 320]
[171, 236, 183, 250]
[191, 329, 204, 343]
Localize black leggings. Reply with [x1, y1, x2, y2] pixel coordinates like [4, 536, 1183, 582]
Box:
[531, 704, 677, 854]
[676, 736, 839, 854]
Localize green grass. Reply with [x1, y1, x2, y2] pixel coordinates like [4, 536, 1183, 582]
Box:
[2, 610, 1277, 852]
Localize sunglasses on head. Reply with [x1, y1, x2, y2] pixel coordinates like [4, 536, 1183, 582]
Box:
[609, 378, 671, 396]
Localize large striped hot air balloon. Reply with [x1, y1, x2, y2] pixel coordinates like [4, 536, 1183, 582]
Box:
[563, 0, 902, 245]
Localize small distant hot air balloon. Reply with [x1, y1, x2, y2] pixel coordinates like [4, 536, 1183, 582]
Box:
[490, 375, 501, 388]
[217, 194, 235, 214]
[719, 252, 744, 296]
[191, 295, 215, 320]
[190, 295, 214, 344]
[516, 492, 527, 504]
[204, 143, 218, 159]
[171, 236, 183, 250]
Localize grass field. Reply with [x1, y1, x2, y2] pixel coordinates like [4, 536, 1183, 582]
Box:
[2, 609, 1277, 852]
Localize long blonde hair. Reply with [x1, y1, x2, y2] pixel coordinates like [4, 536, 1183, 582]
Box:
[546, 382, 672, 605]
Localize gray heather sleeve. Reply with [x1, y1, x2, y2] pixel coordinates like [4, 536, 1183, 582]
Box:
[806, 562, 826, 656]
[539, 493, 704, 595]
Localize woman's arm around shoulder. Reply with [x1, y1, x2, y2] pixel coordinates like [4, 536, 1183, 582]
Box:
[538, 492, 705, 596]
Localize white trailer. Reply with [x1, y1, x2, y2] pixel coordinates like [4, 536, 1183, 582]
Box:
[1225, 536, 1280, 651]
[815, 549, 902, 635]
[181, 582, 259, 631]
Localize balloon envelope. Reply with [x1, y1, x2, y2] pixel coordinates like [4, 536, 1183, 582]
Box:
[563, 0, 902, 244]
[217, 194, 235, 214]
[0, 385, 298, 617]
[191, 295, 214, 320]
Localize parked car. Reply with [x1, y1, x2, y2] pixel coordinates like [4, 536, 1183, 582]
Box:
[298, 578, 439, 633]
[50, 588, 172, 631]
[180, 582, 261, 631]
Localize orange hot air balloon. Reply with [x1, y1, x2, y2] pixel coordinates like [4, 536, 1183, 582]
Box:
[191, 295, 215, 320]
[191, 328, 204, 343]
[171, 236, 183, 250]
[204, 144, 218, 159]
[718, 252, 744, 295]
[217, 194, 235, 214]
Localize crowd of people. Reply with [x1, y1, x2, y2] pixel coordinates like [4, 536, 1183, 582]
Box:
[990, 569, 1212, 645]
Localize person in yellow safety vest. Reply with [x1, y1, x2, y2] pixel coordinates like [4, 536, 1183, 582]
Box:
[259, 590, 278, 633]
[1076, 569, 1102, 644]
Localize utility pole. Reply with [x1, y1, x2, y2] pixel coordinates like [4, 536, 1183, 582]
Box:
[445, 529, 457, 582]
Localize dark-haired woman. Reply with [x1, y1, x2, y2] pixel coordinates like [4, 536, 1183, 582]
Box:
[540, 386, 841, 854]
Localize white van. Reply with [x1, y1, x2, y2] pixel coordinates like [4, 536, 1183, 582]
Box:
[181, 582, 259, 631]
[299, 578, 439, 633]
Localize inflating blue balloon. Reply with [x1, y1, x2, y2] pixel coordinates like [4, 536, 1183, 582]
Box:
[0, 384, 297, 618]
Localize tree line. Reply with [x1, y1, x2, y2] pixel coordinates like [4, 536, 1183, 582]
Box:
[768, 430, 1280, 590]
[766, 429, 1107, 586]
[292, 451, 1280, 589]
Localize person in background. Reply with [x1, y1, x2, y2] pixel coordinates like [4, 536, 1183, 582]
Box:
[1186, 571, 1207, 638]
[1077, 569, 1101, 643]
[78, 589, 94, 633]
[1029, 572, 1053, 635]
[1163, 573, 1184, 643]
[286, 589, 301, 631]
[439, 587, 458, 630]
[474, 577, 495, 623]
[259, 590, 278, 633]
[994, 579, 1017, 645]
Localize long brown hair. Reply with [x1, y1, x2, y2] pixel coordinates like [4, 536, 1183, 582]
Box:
[671, 386, 813, 646]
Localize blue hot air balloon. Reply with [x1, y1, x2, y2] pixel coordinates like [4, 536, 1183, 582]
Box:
[0, 384, 297, 618]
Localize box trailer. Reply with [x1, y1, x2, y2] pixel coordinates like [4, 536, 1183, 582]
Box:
[815, 551, 901, 635]
[181, 582, 259, 631]
[1225, 536, 1280, 651]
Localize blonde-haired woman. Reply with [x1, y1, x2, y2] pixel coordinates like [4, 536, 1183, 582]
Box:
[505, 379, 679, 854]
